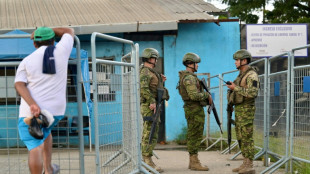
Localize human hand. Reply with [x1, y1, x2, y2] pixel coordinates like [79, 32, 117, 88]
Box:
[161, 74, 167, 82]
[227, 82, 236, 90]
[208, 95, 213, 105]
[30, 104, 40, 117]
[30, 30, 35, 40]
[149, 103, 156, 113]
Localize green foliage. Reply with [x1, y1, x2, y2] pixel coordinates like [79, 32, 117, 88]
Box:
[175, 125, 187, 145]
[221, 0, 269, 23]
[297, 17, 310, 23]
[266, 0, 310, 23]
[222, 0, 310, 23]
[218, 15, 228, 20]
[293, 161, 310, 174]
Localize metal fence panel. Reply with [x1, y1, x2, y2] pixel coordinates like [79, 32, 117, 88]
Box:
[91, 33, 145, 174]
[0, 35, 85, 174]
[293, 66, 310, 162]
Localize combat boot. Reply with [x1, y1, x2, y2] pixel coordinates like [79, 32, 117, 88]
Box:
[232, 158, 246, 172]
[189, 154, 209, 171]
[238, 158, 255, 174]
[143, 156, 164, 173]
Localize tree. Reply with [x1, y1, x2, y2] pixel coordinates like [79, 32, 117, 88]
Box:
[266, 0, 310, 23]
[221, 0, 269, 24]
[221, 0, 310, 23]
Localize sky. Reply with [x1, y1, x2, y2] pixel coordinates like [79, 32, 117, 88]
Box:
[206, 0, 275, 23]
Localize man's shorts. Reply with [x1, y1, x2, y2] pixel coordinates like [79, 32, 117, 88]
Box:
[18, 115, 64, 151]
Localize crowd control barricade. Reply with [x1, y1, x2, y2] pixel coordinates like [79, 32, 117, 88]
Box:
[213, 44, 310, 174]
[90, 33, 152, 174]
[198, 73, 227, 151]
[0, 34, 85, 174]
[289, 45, 310, 173]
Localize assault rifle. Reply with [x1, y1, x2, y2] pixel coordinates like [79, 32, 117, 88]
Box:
[148, 88, 164, 144]
[227, 95, 234, 153]
[201, 78, 223, 134]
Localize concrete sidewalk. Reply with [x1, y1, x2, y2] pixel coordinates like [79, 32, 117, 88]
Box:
[151, 144, 285, 174]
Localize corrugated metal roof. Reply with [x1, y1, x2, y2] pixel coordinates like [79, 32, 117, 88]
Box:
[0, 0, 226, 34]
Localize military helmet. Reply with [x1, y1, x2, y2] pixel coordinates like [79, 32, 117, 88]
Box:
[182, 53, 201, 64]
[142, 48, 159, 59]
[233, 49, 252, 62]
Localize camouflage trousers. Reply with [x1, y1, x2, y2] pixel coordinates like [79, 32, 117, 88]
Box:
[140, 102, 160, 157]
[141, 119, 159, 157]
[235, 104, 255, 160]
[184, 104, 205, 155]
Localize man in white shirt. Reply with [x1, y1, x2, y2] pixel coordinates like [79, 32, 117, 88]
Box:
[15, 27, 74, 174]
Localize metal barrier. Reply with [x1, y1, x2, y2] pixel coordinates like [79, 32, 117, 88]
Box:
[210, 45, 310, 174]
[90, 33, 150, 174]
[0, 34, 85, 174]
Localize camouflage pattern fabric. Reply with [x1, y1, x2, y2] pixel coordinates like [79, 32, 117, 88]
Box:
[233, 66, 259, 160]
[184, 104, 205, 154]
[140, 66, 159, 156]
[141, 120, 159, 156]
[179, 71, 209, 155]
[235, 105, 255, 160]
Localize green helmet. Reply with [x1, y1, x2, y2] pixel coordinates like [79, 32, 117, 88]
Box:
[182, 53, 201, 64]
[233, 49, 252, 62]
[34, 27, 55, 41]
[142, 48, 159, 59]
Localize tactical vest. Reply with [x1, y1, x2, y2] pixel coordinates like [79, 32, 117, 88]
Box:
[228, 66, 258, 105]
[140, 65, 169, 101]
[177, 70, 201, 102]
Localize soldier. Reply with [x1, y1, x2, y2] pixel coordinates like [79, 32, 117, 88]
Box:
[140, 48, 169, 173]
[227, 49, 259, 174]
[177, 53, 212, 171]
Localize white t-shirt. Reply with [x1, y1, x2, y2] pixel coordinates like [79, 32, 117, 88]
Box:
[15, 34, 74, 118]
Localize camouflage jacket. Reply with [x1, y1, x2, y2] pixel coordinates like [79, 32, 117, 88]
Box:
[230, 66, 259, 105]
[177, 70, 209, 104]
[140, 65, 159, 105]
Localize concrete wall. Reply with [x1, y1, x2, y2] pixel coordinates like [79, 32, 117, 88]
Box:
[63, 22, 240, 143]
[164, 22, 240, 141]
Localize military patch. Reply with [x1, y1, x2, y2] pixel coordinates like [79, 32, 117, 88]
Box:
[253, 80, 258, 87]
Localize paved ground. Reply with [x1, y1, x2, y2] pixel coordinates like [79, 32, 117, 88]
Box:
[1, 144, 286, 174]
[150, 144, 285, 174]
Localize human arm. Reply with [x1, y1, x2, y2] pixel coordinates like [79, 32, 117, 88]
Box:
[140, 68, 156, 111]
[31, 27, 74, 40]
[184, 75, 209, 101]
[15, 82, 40, 117]
[230, 72, 259, 98]
[53, 27, 74, 39]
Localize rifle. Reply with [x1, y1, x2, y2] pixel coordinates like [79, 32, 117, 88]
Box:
[148, 88, 164, 144]
[227, 97, 234, 153]
[201, 78, 223, 134]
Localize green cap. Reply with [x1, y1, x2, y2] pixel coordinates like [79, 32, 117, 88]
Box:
[34, 27, 55, 41]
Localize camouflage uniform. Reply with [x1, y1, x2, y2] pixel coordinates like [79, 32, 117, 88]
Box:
[140, 48, 169, 159]
[231, 66, 259, 160]
[178, 70, 209, 154]
[140, 65, 160, 156]
[177, 52, 210, 171]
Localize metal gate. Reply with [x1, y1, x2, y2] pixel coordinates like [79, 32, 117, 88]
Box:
[90, 32, 150, 174]
[0, 34, 85, 174]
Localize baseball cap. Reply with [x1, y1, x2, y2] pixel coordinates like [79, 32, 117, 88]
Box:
[34, 27, 55, 41]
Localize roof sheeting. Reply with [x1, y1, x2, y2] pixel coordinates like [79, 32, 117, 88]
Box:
[0, 0, 225, 34]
